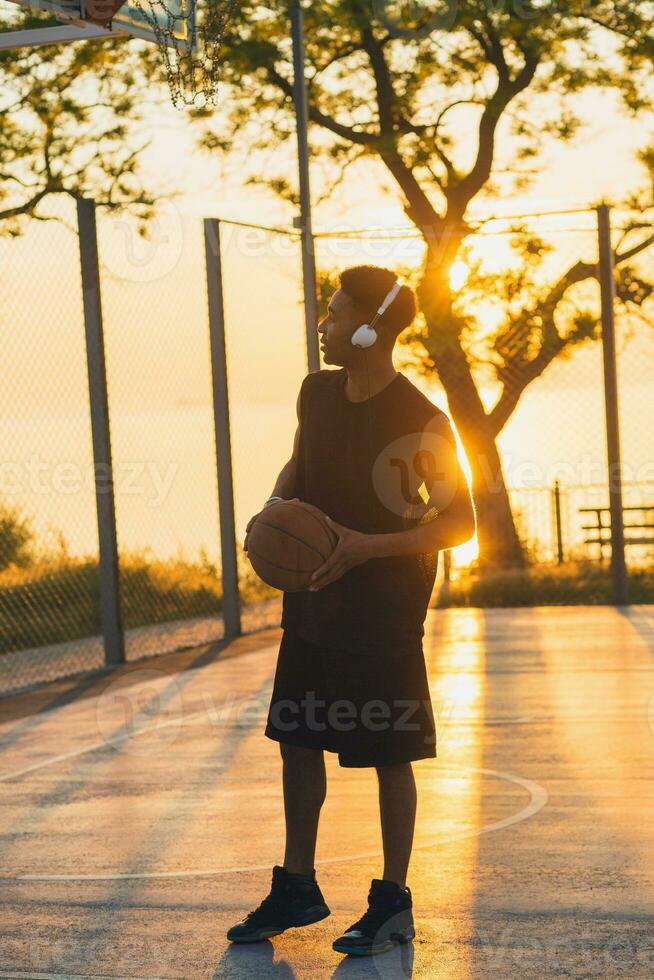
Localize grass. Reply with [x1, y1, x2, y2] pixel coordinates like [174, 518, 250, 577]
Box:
[437, 560, 654, 607]
[0, 547, 275, 656]
[3, 531, 652, 657]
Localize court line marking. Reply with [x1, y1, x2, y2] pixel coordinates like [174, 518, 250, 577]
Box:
[14, 765, 547, 881]
[0, 704, 638, 788]
[0, 680, 548, 883]
[0, 702, 244, 784]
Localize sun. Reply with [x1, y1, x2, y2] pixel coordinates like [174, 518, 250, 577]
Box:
[449, 259, 470, 291]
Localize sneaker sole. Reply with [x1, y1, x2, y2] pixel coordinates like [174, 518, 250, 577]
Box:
[227, 904, 331, 943]
[332, 929, 415, 956]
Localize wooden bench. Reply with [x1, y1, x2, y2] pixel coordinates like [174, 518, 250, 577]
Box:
[579, 504, 654, 560]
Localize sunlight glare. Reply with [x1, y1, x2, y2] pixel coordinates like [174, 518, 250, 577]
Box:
[452, 536, 480, 566]
[449, 259, 470, 291]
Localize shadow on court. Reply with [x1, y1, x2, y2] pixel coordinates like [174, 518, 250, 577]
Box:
[212, 934, 414, 978]
[214, 941, 297, 978]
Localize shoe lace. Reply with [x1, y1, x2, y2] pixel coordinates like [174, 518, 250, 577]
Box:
[245, 890, 284, 924]
[347, 901, 393, 936]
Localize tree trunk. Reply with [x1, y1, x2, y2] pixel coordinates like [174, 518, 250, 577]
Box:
[418, 261, 525, 570]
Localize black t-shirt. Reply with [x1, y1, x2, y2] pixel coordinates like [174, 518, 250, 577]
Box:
[281, 367, 457, 656]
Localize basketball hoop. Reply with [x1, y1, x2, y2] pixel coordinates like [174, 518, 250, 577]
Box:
[124, 0, 239, 108]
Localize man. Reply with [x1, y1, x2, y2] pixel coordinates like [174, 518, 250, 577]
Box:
[227, 265, 475, 956]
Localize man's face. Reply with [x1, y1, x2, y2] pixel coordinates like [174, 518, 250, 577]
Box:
[318, 288, 364, 366]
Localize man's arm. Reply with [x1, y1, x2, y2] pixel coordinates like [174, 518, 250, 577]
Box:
[309, 413, 476, 587]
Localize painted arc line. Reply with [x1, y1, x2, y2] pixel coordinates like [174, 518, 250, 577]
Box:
[17, 766, 548, 881]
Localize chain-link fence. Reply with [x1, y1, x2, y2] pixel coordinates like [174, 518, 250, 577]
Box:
[96, 206, 226, 660]
[2, 201, 653, 695]
[0, 203, 305, 695]
[219, 219, 307, 626]
[615, 224, 654, 577]
[481, 218, 612, 603]
[479, 212, 654, 604]
[221, 222, 307, 560]
[0, 197, 107, 693]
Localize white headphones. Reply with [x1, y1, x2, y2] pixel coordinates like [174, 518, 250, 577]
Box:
[350, 280, 403, 349]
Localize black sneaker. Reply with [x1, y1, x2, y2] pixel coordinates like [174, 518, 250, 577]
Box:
[332, 878, 415, 956]
[226, 865, 331, 943]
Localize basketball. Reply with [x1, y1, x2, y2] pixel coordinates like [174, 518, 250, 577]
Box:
[245, 499, 338, 592]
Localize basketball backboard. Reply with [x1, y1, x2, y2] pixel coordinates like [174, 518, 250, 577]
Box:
[0, 0, 196, 50]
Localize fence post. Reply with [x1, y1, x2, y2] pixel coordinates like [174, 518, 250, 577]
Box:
[597, 203, 628, 605]
[204, 219, 242, 641]
[291, 0, 320, 374]
[438, 549, 451, 605]
[76, 197, 125, 668]
[552, 480, 564, 564]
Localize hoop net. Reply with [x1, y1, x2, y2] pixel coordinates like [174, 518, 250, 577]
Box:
[126, 0, 239, 108]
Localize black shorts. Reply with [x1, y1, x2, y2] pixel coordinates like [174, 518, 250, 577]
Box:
[264, 628, 437, 768]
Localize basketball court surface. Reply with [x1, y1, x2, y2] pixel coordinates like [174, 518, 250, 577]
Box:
[2, 605, 654, 978]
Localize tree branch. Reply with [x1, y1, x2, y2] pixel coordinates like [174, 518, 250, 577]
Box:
[488, 257, 594, 435]
[0, 186, 51, 221]
[379, 147, 442, 234]
[360, 24, 396, 135]
[616, 231, 654, 264]
[448, 49, 540, 216]
[266, 64, 376, 145]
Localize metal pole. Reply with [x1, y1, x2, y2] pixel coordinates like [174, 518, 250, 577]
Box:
[204, 219, 242, 641]
[76, 197, 125, 667]
[553, 480, 564, 564]
[290, 0, 320, 374]
[597, 203, 628, 605]
[438, 550, 451, 606]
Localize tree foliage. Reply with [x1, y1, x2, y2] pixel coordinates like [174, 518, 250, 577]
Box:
[203, 0, 654, 566]
[0, 8, 163, 233]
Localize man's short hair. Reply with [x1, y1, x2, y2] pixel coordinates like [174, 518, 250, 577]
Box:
[339, 265, 417, 340]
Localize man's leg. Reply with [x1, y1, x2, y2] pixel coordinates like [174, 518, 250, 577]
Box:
[226, 741, 329, 943]
[281, 742, 327, 875]
[331, 760, 416, 955]
[376, 762, 417, 887]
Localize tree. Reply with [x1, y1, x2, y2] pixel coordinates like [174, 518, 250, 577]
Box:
[0, 499, 34, 571]
[201, 0, 654, 568]
[0, 7, 162, 233]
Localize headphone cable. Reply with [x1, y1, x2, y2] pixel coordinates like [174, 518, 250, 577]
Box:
[363, 349, 374, 651]
[363, 349, 374, 479]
